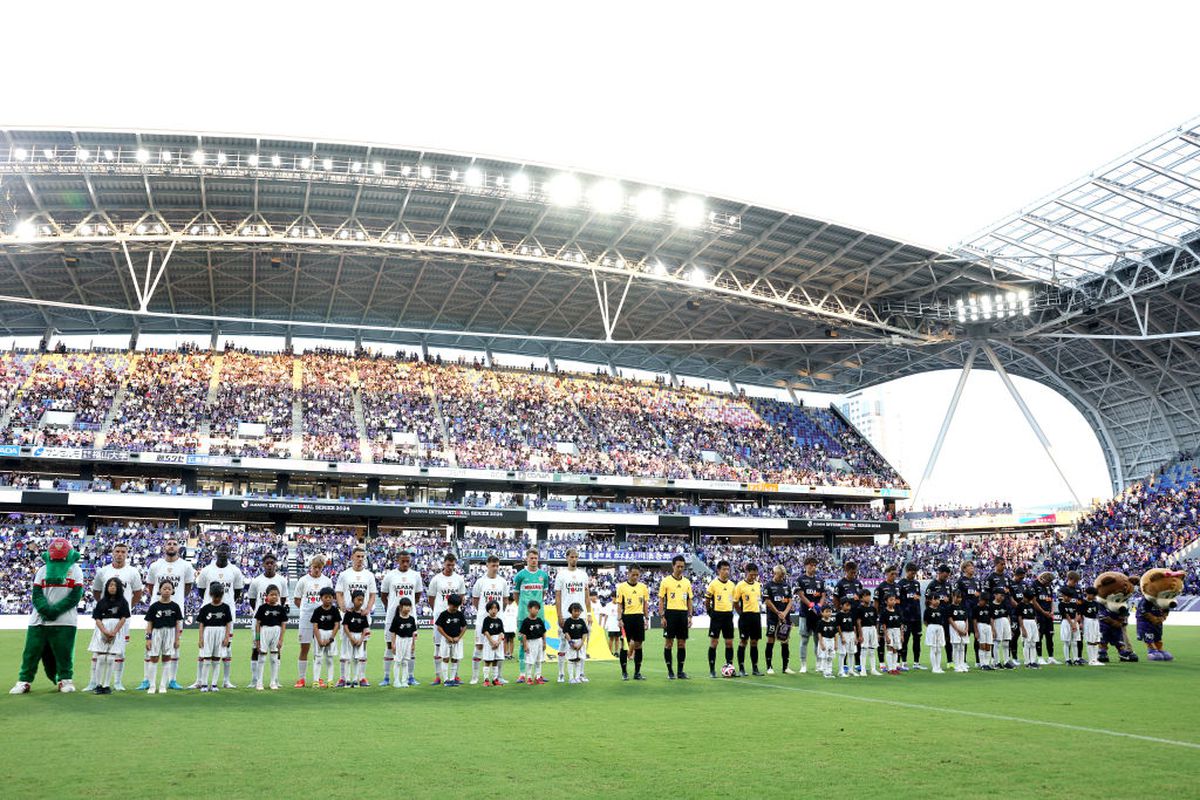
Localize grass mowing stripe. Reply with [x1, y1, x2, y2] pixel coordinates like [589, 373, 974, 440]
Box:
[733, 678, 1200, 750]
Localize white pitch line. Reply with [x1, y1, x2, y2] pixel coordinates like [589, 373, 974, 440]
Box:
[734, 680, 1200, 750]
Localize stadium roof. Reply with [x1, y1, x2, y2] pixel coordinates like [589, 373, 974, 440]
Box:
[2, 121, 1200, 492]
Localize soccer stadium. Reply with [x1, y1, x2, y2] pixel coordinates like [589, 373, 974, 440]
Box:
[3, 21, 1200, 798]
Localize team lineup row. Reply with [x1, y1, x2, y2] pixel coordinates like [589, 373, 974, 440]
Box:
[14, 538, 1154, 694]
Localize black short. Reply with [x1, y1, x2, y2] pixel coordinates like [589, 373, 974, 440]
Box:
[766, 614, 791, 638]
[663, 609, 690, 640]
[901, 618, 921, 634]
[708, 611, 735, 640]
[739, 612, 763, 640]
[504, 632, 515, 642]
[804, 612, 821, 636]
[622, 614, 646, 643]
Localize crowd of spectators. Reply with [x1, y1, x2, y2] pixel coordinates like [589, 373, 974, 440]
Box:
[208, 348, 294, 458]
[357, 355, 447, 467]
[902, 501, 1014, 520]
[104, 348, 212, 453]
[2, 351, 130, 447]
[299, 350, 361, 462]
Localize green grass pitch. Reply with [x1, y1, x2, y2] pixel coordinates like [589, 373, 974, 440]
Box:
[3, 629, 1198, 798]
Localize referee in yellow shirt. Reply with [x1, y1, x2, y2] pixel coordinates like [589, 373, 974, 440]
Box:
[705, 560, 736, 678]
[616, 566, 650, 681]
[658, 555, 693, 679]
[734, 563, 765, 676]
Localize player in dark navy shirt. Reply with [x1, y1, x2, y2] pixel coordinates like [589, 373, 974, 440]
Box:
[898, 563, 923, 669]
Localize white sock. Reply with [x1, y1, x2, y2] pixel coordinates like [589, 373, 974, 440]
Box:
[113, 658, 125, 686]
[340, 660, 349, 681]
[408, 657, 416, 680]
[930, 646, 941, 669]
[87, 657, 98, 687]
[298, 659, 307, 681]
[436, 661, 445, 681]
[496, 658, 503, 679]
[222, 659, 231, 684]
[251, 658, 261, 685]
[169, 659, 179, 683]
[144, 657, 153, 683]
[451, 661, 460, 681]
[558, 652, 565, 678]
[472, 654, 482, 681]
[356, 660, 366, 682]
[383, 654, 393, 681]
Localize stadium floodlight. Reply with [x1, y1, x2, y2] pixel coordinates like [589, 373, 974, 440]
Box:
[160, 150, 172, 163]
[653, 259, 668, 276]
[75, 148, 90, 162]
[464, 167, 484, 188]
[322, 158, 333, 171]
[547, 173, 581, 207]
[955, 298, 966, 323]
[419, 164, 433, 180]
[80, 224, 92, 236]
[248, 154, 260, 167]
[399, 232, 410, 243]
[300, 157, 312, 170]
[690, 267, 708, 285]
[192, 149, 206, 165]
[400, 164, 412, 177]
[352, 161, 362, 173]
[13, 147, 28, 161]
[372, 161, 384, 176]
[104, 149, 114, 161]
[449, 169, 459, 181]
[674, 196, 705, 228]
[509, 172, 531, 196]
[205, 225, 216, 235]
[272, 154, 283, 168]
[494, 175, 505, 188]
[305, 227, 316, 238]
[729, 215, 739, 226]
[136, 224, 148, 235]
[42, 148, 54, 160]
[980, 294, 993, 320]
[216, 151, 227, 165]
[136, 148, 150, 164]
[96, 224, 109, 235]
[14, 220, 36, 239]
[588, 180, 624, 214]
[634, 188, 664, 221]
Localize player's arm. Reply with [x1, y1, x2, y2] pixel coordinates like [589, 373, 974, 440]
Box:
[223, 620, 232, 647]
[555, 588, 565, 627]
[705, 585, 714, 616]
[1033, 596, 1051, 619]
[91, 572, 103, 602]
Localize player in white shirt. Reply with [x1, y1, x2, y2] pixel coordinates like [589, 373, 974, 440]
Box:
[291, 555, 333, 687]
[138, 536, 195, 691]
[469, 555, 509, 684]
[87, 542, 144, 691]
[599, 594, 622, 655]
[246, 553, 288, 691]
[501, 590, 519, 664]
[335, 547, 378, 616]
[426, 552, 467, 683]
[192, 543, 245, 688]
[554, 549, 592, 682]
[379, 550, 425, 686]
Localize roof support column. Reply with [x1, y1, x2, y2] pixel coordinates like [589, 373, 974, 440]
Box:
[981, 342, 1083, 508]
[910, 342, 978, 509]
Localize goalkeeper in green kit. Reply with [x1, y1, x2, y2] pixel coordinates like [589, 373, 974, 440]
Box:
[511, 548, 550, 684]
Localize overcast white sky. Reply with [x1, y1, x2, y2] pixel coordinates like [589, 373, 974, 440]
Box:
[5, 1, 1197, 508]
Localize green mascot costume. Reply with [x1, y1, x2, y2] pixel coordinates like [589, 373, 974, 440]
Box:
[10, 537, 85, 694]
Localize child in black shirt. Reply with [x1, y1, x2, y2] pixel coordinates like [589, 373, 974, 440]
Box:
[435, 594, 469, 686]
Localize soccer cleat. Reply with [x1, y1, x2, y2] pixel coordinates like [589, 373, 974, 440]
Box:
[1047, 657, 1059, 665]
[580, 675, 589, 683]
[783, 667, 796, 675]
[837, 672, 847, 678]
[850, 670, 862, 677]
[210, 686, 220, 693]
[1089, 660, 1104, 666]
[912, 664, 926, 670]
[82, 683, 96, 692]
[677, 672, 689, 680]
[517, 674, 527, 684]
[113, 683, 126, 692]
[470, 678, 479, 685]
[710, 670, 718, 679]
[200, 686, 210, 693]
[622, 674, 630, 681]
[493, 677, 507, 686]
[752, 669, 765, 677]
[557, 674, 566, 683]
[317, 679, 328, 688]
[136, 680, 151, 691]
[667, 672, 676, 680]
[535, 677, 547, 684]
[1161, 650, 1174, 661]
[799, 664, 807, 674]
[871, 669, 884, 676]
[269, 682, 280, 690]
[168, 680, 183, 691]
[223, 682, 237, 689]
[9, 681, 31, 695]
[187, 681, 200, 690]
[255, 683, 264, 691]
[898, 665, 910, 672]
[293, 679, 306, 688]
[483, 679, 493, 687]
[766, 667, 775, 675]
[336, 679, 347, 688]
[739, 670, 748, 678]
[359, 679, 370, 687]
[431, 677, 442, 686]
[60, 680, 76, 693]
[380, 676, 390, 687]
[408, 676, 420, 685]
[147, 685, 157, 695]
[633, 673, 646, 681]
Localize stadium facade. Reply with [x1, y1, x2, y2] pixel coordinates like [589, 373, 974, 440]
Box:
[2, 121, 1200, 500]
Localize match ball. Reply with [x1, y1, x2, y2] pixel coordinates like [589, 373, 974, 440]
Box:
[721, 663, 736, 678]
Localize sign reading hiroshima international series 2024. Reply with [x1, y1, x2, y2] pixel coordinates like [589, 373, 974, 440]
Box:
[209, 498, 529, 523]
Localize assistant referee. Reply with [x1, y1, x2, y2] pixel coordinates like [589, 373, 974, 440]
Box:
[659, 555, 693, 680]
